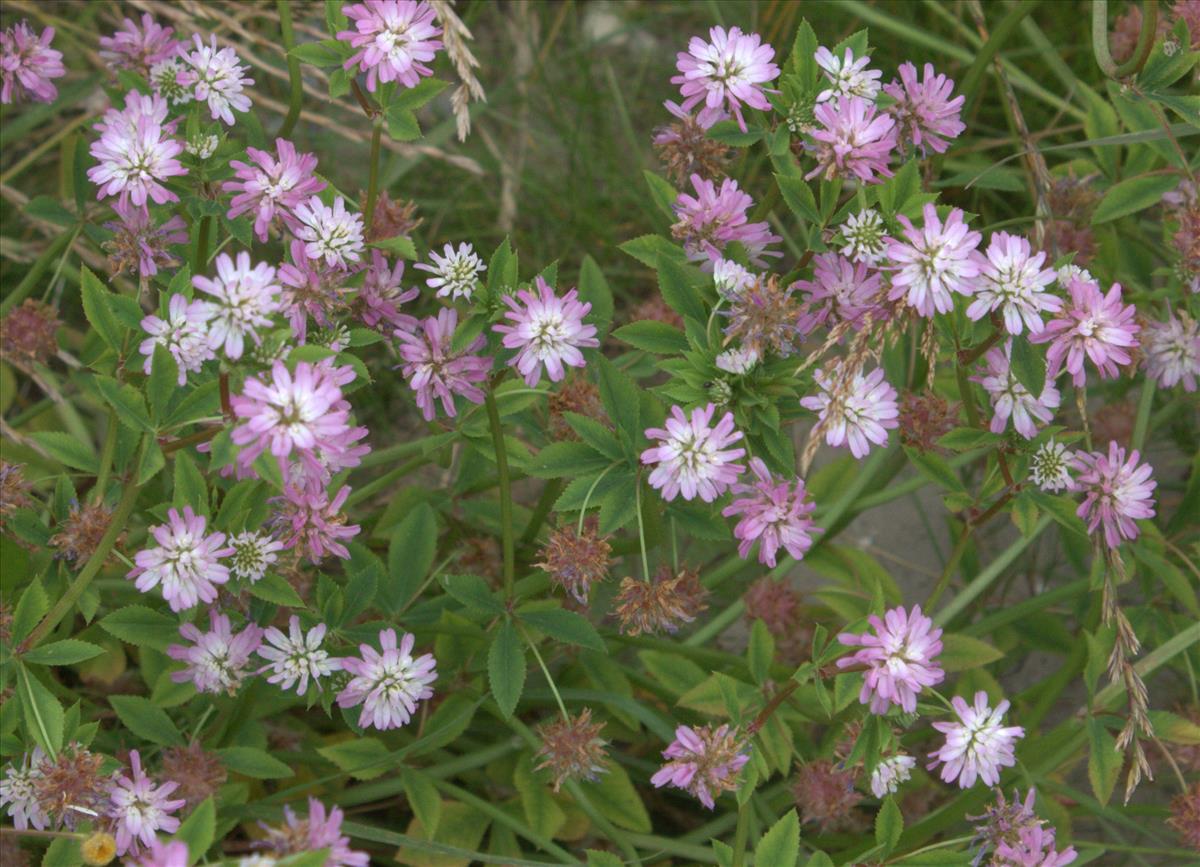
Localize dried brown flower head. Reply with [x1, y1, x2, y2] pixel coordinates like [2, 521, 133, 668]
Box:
[547, 375, 606, 441]
[1, 462, 34, 530]
[535, 708, 610, 791]
[536, 518, 612, 604]
[793, 759, 863, 832]
[725, 275, 803, 358]
[363, 190, 422, 242]
[614, 565, 709, 636]
[898, 392, 958, 453]
[743, 577, 812, 666]
[1176, 207, 1200, 272]
[160, 743, 227, 811]
[34, 743, 107, 827]
[1169, 781, 1200, 851]
[652, 115, 732, 186]
[630, 296, 684, 330]
[50, 501, 121, 564]
[1, 300, 60, 369]
[1042, 221, 1096, 267]
[457, 534, 502, 583]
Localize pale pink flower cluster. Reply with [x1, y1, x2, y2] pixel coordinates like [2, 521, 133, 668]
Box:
[337, 629, 437, 730]
[1031, 277, 1139, 386]
[838, 605, 944, 714]
[806, 95, 897, 183]
[642, 404, 746, 502]
[223, 138, 327, 242]
[167, 609, 263, 694]
[967, 232, 1060, 334]
[884, 62, 966, 155]
[338, 0, 443, 92]
[801, 366, 899, 459]
[673, 174, 781, 268]
[928, 692, 1025, 788]
[139, 294, 217, 385]
[670, 26, 779, 131]
[973, 341, 1061, 440]
[1, 21, 64, 104]
[494, 276, 600, 387]
[722, 457, 819, 567]
[127, 507, 232, 612]
[106, 751, 185, 856]
[1141, 310, 1199, 391]
[178, 34, 253, 125]
[88, 90, 186, 210]
[651, 724, 750, 809]
[1071, 442, 1156, 548]
[397, 308, 491, 420]
[99, 13, 179, 73]
[885, 204, 982, 317]
[192, 251, 281, 360]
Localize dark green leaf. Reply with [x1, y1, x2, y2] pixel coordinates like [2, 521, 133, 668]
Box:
[17, 665, 64, 755]
[173, 797, 215, 864]
[755, 809, 800, 867]
[29, 432, 97, 473]
[22, 639, 104, 666]
[1092, 173, 1181, 224]
[80, 266, 123, 350]
[216, 747, 294, 779]
[383, 503, 438, 612]
[519, 607, 605, 652]
[1009, 339, 1046, 399]
[488, 620, 525, 718]
[110, 694, 184, 746]
[441, 573, 505, 616]
[613, 320, 689, 355]
[100, 605, 179, 651]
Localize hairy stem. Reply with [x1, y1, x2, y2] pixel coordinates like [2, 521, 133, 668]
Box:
[365, 117, 384, 232]
[276, 0, 302, 139]
[1092, 0, 1159, 78]
[193, 215, 212, 275]
[91, 410, 119, 503]
[485, 385, 515, 595]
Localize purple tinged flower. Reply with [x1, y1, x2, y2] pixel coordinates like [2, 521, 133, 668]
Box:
[972, 341, 1061, 439]
[192, 251, 280, 360]
[1142, 310, 1199, 391]
[414, 241, 486, 300]
[884, 61, 966, 155]
[168, 610, 264, 694]
[0, 750, 49, 830]
[272, 483, 360, 562]
[801, 366, 899, 459]
[806, 95, 897, 184]
[278, 238, 351, 342]
[106, 750, 185, 855]
[264, 797, 368, 867]
[494, 276, 599, 387]
[99, 14, 179, 73]
[672, 173, 781, 268]
[293, 195, 365, 270]
[650, 724, 750, 809]
[793, 252, 883, 329]
[967, 232, 1060, 335]
[104, 201, 188, 279]
[88, 92, 186, 208]
[396, 308, 491, 421]
[360, 250, 419, 331]
[886, 204, 983, 317]
[838, 604, 945, 714]
[642, 403, 746, 502]
[714, 346, 759, 374]
[928, 691, 1025, 788]
[223, 138, 327, 242]
[139, 294, 215, 385]
[179, 34, 253, 125]
[128, 507, 232, 612]
[336, 629, 437, 730]
[814, 46, 882, 102]
[1070, 442, 1156, 548]
[132, 839, 189, 867]
[671, 26, 779, 131]
[1030, 278, 1139, 386]
[338, 0, 443, 93]
[1, 21, 64, 104]
[993, 825, 1078, 867]
[722, 457, 819, 567]
[257, 616, 339, 694]
[870, 754, 916, 798]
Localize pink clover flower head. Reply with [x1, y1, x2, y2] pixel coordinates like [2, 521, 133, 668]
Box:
[99, 14, 179, 74]
[105, 200, 188, 279]
[360, 249, 419, 331]
[1070, 442, 1156, 548]
[722, 457, 819, 567]
[0, 749, 50, 830]
[972, 340, 1061, 440]
[650, 724, 750, 809]
[167, 609, 263, 694]
[192, 251, 281, 360]
[272, 483, 361, 562]
[642, 403, 746, 502]
[793, 252, 883, 329]
[106, 750, 185, 855]
[133, 839, 189, 867]
[671, 26, 779, 132]
[139, 294, 215, 385]
[806, 95, 897, 184]
[494, 276, 599, 387]
[179, 34, 253, 125]
[397, 307, 491, 421]
[928, 691, 1025, 788]
[128, 507, 232, 612]
[293, 195, 366, 270]
[338, 0, 443, 92]
[257, 616, 340, 695]
[814, 46, 883, 102]
[993, 824, 1078, 867]
[884, 61, 966, 155]
[800, 366, 899, 458]
[1, 21, 64, 104]
[672, 173, 781, 268]
[886, 203, 983, 317]
[1029, 277, 1139, 386]
[336, 629, 437, 730]
[266, 797, 369, 867]
[278, 238, 352, 342]
[1141, 310, 1199, 391]
[967, 231, 1060, 335]
[88, 92, 186, 209]
[838, 604, 945, 713]
[222, 138, 327, 242]
[414, 241, 486, 300]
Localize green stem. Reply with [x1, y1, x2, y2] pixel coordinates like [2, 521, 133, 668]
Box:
[1131, 379, 1155, 452]
[634, 472, 650, 581]
[20, 478, 140, 651]
[523, 627, 569, 719]
[519, 478, 563, 547]
[276, 0, 302, 139]
[344, 454, 430, 507]
[91, 410, 119, 503]
[576, 462, 617, 534]
[731, 802, 751, 867]
[485, 385, 515, 595]
[365, 117, 384, 232]
[933, 514, 1052, 625]
[0, 230, 75, 315]
[193, 216, 212, 275]
[958, 0, 1042, 119]
[1092, 0, 1159, 79]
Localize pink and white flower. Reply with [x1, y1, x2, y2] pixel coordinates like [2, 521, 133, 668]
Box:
[870, 754, 916, 798]
[272, 483, 360, 562]
[1030, 439, 1073, 493]
[167, 610, 263, 694]
[1, 21, 64, 104]
[671, 26, 779, 131]
[104, 201, 188, 279]
[801, 366, 899, 458]
[99, 14, 178, 74]
[1070, 443, 1156, 548]
[228, 530, 284, 583]
[132, 840, 189, 867]
[793, 252, 883, 329]
[338, 0, 443, 92]
[293, 195, 365, 270]
[642, 403, 746, 502]
[263, 797, 369, 867]
[192, 251, 280, 360]
[838, 604, 945, 714]
[994, 825, 1078, 867]
[337, 629, 437, 730]
[839, 208, 889, 266]
[396, 308, 491, 421]
[814, 46, 882, 102]
[672, 174, 781, 268]
[650, 724, 750, 809]
[806, 95, 897, 184]
[179, 34, 253, 125]
[257, 616, 339, 695]
[0, 750, 49, 830]
[278, 238, 352, 342]
[414, 241, 486, 300]
[928, 691, 1024, 788]
[106, 751, 185, 855]
[972, 341, 1061, 439]
[966, 232, 1060, 335]
[1030, 277, 1139, 386]
[1141, 311, 1199, 391]
[139, 294, 215, 385]
[360, 250, 419, 332]
[884, 62, 966, 155]
[88, 92, 186, 208]
[128, 507, 232, 612]
[494, 277, 599, 387]
[722, 457, 818, 567]
[222, 139, 326, 242]
[886, 204, 982, 317]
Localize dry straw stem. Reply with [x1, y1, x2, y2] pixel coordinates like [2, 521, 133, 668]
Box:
[429, 0, 487, 141]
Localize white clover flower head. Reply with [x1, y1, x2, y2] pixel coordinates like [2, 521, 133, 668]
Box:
[715, 346, 759, 374]
[814, 46, 883, 103]
[415, 242, 487, 300]
[228, 530, 284, 583]
[712, 257, 755, 300]
[870, 754, 916, 798]
[186, 133, 219, 159]
[1056, 263, 1094, 288]
[839, 209, 888, 265]
[1030, 439, 1073, 492]
[150, 57, 193, 105]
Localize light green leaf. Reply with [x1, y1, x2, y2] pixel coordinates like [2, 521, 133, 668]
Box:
[402, 769, 443, 840]
[1087, 716, 1120, 806]
[939, 634, 1004, 672]
[99, 605, 179, 651]
[109, 694, 184, 746]
[22, 639, 104, 667]
[519, 607, 605, 652]
[755, 809, 800, 867]
[29, 431, 97, 473]
[1092, 173, 1181, 224]
[80, 265, 123, 350]
[18, 664, 64, 755]
[216, 747, 294, 779]
[875, 797, 903, 853]
[172, 797, 215, 864]
[584, 762, 651, 832]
